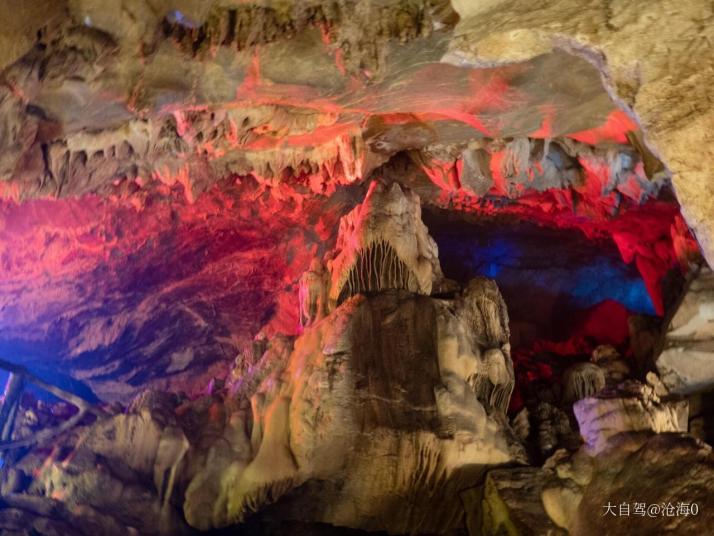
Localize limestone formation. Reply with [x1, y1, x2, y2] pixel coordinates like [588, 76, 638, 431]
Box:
[541, 433, 714, 535]
[6, 391, 191, 535]
[657, 266, 714, 394]
[298, 258, 328, 327]
[475, 467, 567, 536]
[0, 279, 526, 535]
[590, 345, 631, 386]
[533, 402, 577, 459]
[181, 183, 522, 533]
[186, 288, 523, 533]
[0, 0, 701, 400]
[0, 178, 531, 535]
[448, 0, 714, 267]
[0, 1, 712, 534]
[326, 181, 444, 308]
[573, 382, 688, 454]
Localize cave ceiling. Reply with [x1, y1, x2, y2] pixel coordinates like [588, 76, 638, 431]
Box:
[0, 0, 711, 401]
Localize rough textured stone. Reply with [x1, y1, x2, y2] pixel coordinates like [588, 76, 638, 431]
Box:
[0, 4, 711, 532]
[657, 267, 714, 394]
[475, 467, 566, 536]
[448, 0, 714, 266]
[181, 183, 524, 533]
[8, 391, 191, 536]
[542, 433, 714, 535]
[573, 382, 688, 454]
[0, 0, 670, 203]
[326, 181, 444, 308]
[181, 289, 524, 533]
[0, 0, 699, 401]
[562, 362, 605, 404]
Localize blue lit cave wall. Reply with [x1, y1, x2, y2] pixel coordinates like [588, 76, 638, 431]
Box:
[424, 211, 655, 348]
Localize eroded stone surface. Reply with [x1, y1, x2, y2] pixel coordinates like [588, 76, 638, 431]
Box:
[0, 282, 525, 535]
[475, 467, 566, 536]
[182, 283, 524, 532]
[7, 391, 191, 536]
[542, 433, 714, 535]
[0, 4, 711, 533]
[326, 181, 444, 308]
[0, 0, 676, 206]
[0, 0, 701, 400]
[573, 382, 688, 454]
[448, 0, 714, 266]
[657, 267, 714, 394]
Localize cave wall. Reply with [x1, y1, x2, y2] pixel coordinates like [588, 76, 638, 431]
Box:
[448, 0, 714, 267]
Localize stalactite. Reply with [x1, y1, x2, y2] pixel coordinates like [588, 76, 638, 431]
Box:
[337, 240, 416, 304]
[467, 349, 514, 415]
[562, 362, 606, 404]
[468, 375, 514, 414]
[490, 383, 514, 414]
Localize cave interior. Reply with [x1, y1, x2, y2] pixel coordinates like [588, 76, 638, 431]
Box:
[0, 1, 713, 535]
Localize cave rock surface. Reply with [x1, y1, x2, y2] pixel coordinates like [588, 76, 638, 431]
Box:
[185, 281, 524, 533]
[657, 267, 714, 395]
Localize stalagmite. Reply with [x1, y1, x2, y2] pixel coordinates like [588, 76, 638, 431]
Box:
[298, 258, 328, 327]
[178, 181, 525, 533]
[327, 181, 444, 309]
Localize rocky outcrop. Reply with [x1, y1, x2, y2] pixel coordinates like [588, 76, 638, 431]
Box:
[0, 0, 700, 400]
[657, 267, 714, 394]
[474, 396, 713, 535]
[0, 280, 526, 535]
[4, 391, 191, 536]
[0, 0, 677, 205]
[573, 382, 688, 454]
[182, 183, 522, 533]
[184, 286, 524, 533]
[448, 0, 714, 267]
[541, 433, 714, 535]
[473, 467, 567, 536]
[562, 362, 605, 404]
[0, 2, 711, 534]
